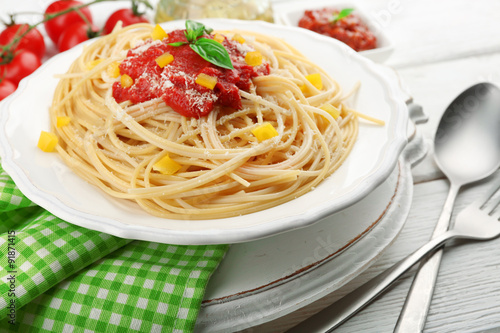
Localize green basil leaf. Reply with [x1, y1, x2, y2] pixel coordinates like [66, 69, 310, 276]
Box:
[190, 38, 234, 70]
[168, 41, 187, 47]
[331, 8, 354, 23]
[185, 20, 206, 42]
[184, 29, 194, 43]
[186, 20, 204, 33]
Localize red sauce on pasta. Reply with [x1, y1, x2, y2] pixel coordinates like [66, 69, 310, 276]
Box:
[113, 29, 270, 118]
[298, 8, 377, 52]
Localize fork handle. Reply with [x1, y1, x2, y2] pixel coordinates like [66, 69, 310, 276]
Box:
[286, 230, 460, 333]
[394, 182, 461, 332]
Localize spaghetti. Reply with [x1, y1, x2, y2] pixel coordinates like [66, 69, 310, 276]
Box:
[49, 23, 364, 219]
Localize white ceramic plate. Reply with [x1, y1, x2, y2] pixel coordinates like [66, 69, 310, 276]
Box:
[0, 19, 407, 245]
[272, 0, 394, 63]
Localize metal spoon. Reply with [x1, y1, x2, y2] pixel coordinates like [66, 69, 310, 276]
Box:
[286, 82, 500, 332]
[394, 82, 500, 331]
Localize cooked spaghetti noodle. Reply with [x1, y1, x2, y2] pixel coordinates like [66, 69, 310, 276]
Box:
[50, 23, 363, 219]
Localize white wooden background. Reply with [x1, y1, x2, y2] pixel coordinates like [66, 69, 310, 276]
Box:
[3, 0, 500, 332]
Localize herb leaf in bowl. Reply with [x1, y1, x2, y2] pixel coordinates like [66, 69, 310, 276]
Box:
[330, 8, 354, 23]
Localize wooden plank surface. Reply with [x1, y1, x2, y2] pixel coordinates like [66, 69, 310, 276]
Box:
[362, 0, 500, 69]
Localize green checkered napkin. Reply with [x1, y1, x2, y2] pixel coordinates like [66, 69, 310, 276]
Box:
[0, 162, 229, 332]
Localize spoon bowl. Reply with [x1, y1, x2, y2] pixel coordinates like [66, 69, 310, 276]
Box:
[434, 82, 500, 184]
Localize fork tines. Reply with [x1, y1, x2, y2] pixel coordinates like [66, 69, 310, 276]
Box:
[478, 176, 500, 218]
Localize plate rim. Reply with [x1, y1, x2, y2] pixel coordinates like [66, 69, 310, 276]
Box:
[0, 18, 408, 245]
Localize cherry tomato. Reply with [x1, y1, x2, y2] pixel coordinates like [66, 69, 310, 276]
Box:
[0, 50, 41, 86]
[0, 24, 46, 60]
[0, 79, 16, 101]
[44, 0, 93, 45]
[103, 8, 149, 34]
[57, 22, 100, 52]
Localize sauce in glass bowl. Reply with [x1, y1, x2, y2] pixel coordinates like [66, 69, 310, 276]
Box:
[298, 8, 377, 52]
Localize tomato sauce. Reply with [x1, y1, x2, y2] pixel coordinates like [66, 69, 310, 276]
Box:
[112, 29, 270, 118]
[298, 8, 377, 52]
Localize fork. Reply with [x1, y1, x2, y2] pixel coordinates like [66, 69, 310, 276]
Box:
[287, 176, 500, 333]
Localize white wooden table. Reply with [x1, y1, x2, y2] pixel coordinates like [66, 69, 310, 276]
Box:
[3, 0, 500, 332]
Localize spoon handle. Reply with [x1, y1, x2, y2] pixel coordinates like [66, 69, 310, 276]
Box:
[394, 182, 461, 332]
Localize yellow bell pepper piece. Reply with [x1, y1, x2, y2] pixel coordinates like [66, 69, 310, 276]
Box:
[153, 154, 182, 175]
[107, 61, 121, 78]
[320, 104, 340, 119]
[85, 59, 103, 71]
[37, 131, 58, 152]
[56, 116, 71, 128]
[305, 73, 323, 90]
[155, 52, 174, 68]
[121, 74, 134, 88]
[245, 51, 262, 67]
[213, 33, 225, 43]
[152, 24, 168, 40]
[251, 122, 279, 142]
[232, 33, 245, 44]
[195, 73, 217, 90]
